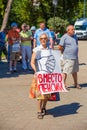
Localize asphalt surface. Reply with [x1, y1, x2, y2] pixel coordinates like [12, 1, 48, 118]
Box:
[0, 40, 87, 130]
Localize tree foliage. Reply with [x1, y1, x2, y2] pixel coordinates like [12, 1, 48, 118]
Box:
[47, 17, 69, 34]
[0, 0, 5, 26]
[0, 0, 87, 29]
[0, 0, 4, 16]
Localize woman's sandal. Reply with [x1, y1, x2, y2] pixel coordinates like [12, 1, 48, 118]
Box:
[37, 112, 43, 119]
[65, 86, 70, 91]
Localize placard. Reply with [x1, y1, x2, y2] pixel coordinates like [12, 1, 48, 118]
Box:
[36, 50, 67, 94]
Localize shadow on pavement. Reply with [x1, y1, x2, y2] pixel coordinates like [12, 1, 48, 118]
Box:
[79, 62, 87, 66]
[80, 83, 87, 88]
[69, 83, 87, 88]
[48, 102, 82, 117]
[0, 61, 34, 79]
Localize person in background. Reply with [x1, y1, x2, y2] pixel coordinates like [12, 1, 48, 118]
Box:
[26, 25, 30, 32]
[56, 31, 62, 38]
[30, 33, 51, 119]
[16, 28, 20, 33]
[33, 21, 53, 48]
[55, 31, 62, 45]
[0, 28, 8, 61]
[49, 27, 56, 45]
[20, 23, 33, 71]
[30, 26, 36, 49]
[8, 22, 20, 72]
[58, 25, 81, 90]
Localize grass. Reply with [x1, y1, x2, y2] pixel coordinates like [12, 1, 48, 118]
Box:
[1, 52, 6, 59]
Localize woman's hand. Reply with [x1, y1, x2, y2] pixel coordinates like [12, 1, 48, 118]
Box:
[34, 72, 37, 78]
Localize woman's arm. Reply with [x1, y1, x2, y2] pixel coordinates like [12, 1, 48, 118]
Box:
[31, 52, 36, 73]
[33, 38, 36, 48]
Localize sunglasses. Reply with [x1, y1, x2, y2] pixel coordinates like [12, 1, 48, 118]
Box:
[40, 37, 47, 40]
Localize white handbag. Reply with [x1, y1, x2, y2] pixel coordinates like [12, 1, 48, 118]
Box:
[12, 41, 20, 52]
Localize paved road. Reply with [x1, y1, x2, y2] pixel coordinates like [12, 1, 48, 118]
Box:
[0, 41, 87, 130]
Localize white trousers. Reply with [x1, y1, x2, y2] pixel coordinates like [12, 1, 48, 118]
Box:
[21, 45, 32, 70]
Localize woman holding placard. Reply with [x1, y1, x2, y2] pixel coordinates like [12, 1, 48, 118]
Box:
[30, 33, 51, 119]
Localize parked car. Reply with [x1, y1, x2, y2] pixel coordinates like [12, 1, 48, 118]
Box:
[74, 18, 87, 40]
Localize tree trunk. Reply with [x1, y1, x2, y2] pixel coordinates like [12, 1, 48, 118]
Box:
[0, 0, 13, 31]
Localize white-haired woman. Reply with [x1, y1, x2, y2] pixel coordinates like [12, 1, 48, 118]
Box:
[30, 33, 51, 119]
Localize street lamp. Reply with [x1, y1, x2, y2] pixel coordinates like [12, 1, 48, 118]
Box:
[33, 0, 40, 8]
[52, 0, 58, 6]
[52, 0, 58, 32]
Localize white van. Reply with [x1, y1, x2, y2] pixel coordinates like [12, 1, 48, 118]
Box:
[74, 18, 87, 40]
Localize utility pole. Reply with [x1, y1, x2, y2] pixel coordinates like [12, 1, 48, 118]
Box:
[52, 0, 58, 32]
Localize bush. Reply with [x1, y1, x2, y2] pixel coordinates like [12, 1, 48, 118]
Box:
[47, 17, 69, 34]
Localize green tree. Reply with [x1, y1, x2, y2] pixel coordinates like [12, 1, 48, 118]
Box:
[0, 0, 6, 26]
[9, 0, 30, 26]
[73, 0, 83, 21]
[47, 17, 69, 34]
[8, 0, 53, 27]
[0, 0, 4, 16]
[0, 0, 87, 29]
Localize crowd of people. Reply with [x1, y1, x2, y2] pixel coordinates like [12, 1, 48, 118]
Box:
[0, 21, 59, 72]
[0, 22, 81, 119]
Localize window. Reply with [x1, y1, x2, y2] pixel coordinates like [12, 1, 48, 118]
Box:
[75, 25, 87, 30]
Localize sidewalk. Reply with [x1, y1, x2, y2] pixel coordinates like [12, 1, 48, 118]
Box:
[0, 41, 87, 130]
